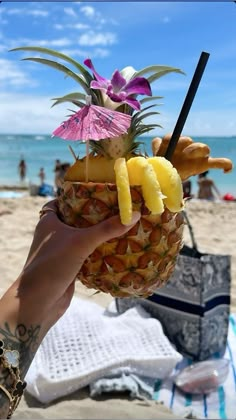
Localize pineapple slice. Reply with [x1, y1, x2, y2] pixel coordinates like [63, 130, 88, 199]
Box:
[126, 156, 146, 185]
[127, 157, 164, 215]
[148, 157, 184, 213]
[114, 158, 132, 225]
[65, 155, 116, 182]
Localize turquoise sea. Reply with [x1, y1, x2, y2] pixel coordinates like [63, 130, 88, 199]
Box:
[0, 134, 235, 196]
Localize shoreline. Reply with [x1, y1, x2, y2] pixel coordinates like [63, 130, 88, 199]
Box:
[0, 184, 29, 191]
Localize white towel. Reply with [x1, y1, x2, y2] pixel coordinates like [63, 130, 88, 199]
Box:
[153, 314, 236, 419]
[26, 297, 182, 403]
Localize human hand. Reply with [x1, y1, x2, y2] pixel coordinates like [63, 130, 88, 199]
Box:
[2, 200, 141, 340]
[152, 134, 233, 180]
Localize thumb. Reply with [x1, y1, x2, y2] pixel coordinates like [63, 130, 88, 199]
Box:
[85, 211, 141, 249]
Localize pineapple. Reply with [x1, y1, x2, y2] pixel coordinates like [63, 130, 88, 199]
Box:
[11, 46, 232, 297]
[114, 158, 133, 226]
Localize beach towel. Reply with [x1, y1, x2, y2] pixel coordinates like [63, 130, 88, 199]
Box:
[25, 297, 182, 404]
[151, 314, 236, 419]
[92, 303, 236, 419]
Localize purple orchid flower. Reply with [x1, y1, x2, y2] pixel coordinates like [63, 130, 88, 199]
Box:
[84, 58, 152, 111]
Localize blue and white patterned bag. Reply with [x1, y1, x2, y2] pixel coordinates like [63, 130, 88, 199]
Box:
[116, 212, 231, 361]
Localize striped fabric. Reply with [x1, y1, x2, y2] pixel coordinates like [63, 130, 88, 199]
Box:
[153, 314, 236, 419]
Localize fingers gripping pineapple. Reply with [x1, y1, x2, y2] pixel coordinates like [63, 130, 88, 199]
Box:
[12, 47, 233, 298]
[152, 134, 233, 180]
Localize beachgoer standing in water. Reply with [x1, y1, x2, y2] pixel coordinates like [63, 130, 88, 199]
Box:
[18, 158, 26, 182]
[38, 167, 46, 185]
[197, 171, 221, 200]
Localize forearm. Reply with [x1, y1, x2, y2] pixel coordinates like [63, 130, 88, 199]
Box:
[0, 284, 42, 419]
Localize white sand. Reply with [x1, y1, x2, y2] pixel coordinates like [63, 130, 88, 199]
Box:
[0, 196, 235, 419]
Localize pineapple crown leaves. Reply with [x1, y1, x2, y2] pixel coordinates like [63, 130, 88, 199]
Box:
[9, 46, 104, 106]
[10, 46, 184, 110]
[10, 46, 184, 138]
[134, 65, 185, 83]
[51, 92, 87, 109]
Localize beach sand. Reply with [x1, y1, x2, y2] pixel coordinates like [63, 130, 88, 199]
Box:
[0, 195, 235, 419]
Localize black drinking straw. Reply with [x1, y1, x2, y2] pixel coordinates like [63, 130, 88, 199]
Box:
[165, 51, 210, 161]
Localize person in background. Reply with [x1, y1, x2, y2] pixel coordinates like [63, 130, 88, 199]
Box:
[18, 158, 26, 183]
[197, 171, 221, 200]
[38, 167, 46, 185]
[182, 179, 193, 199]
[0, 200, 140, 419]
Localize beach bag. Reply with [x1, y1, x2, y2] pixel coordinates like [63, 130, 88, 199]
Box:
[38, 183, 54, 197]
[116, 211, 231, 361]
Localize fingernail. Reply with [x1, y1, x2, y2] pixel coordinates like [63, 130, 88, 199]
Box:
[126, 211, 141, 226]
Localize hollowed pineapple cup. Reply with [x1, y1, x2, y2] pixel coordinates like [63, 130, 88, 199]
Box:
[58, 181, 184, 298]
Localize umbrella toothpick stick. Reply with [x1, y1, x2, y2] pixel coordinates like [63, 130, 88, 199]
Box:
[68, 145, 78, 162]
[85, 140, 89, 183]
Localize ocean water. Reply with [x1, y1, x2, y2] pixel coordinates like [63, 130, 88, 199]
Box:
[0, 134, 235, 196]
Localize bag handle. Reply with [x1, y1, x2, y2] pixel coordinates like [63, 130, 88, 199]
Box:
[183, 210, 199, 251]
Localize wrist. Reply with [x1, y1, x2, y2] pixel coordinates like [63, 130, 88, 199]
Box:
[0, 285, 42, 378]
[0, 338, 27, 419]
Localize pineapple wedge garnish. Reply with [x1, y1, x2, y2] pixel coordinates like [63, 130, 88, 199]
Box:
[115, 156, 183, 225]
[127, 157, 164, 215]
[114, 158, 133, 225]
[148, 157, 184, 213]
[126, 156, 146, 185]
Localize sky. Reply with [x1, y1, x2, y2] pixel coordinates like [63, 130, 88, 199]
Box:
[0, 1, 236, 137]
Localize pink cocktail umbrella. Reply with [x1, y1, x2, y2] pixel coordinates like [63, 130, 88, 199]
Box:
[52, 96, 132, 181]
[52, 101, 131, 141]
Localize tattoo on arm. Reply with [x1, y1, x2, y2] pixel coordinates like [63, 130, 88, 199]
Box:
[0, 322, 41, 418]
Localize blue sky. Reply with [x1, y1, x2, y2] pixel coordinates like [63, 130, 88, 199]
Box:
[0, 1, 236, 136]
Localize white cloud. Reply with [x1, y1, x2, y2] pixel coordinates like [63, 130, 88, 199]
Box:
[0, 59, 37, 88]
[6, 8, 25, 15]
[93, 48, 110, 58]
[53, 24, 64, 30]
[10, 37, 73, 48]
[80, 6, 95, 19]
[5, 7, 49, 17]
[53, 22, 90, 31]
[64, 7, 77, 18]
[61, 48, 110, 58]
[149, 108, 236, 137]
[183, 109, 236, 137]
[0, 93, 68, 135]
[28, 10, 49, 17]
[61, 48, 110, 59]
[78, 31, 117, 47]
[60, 48, 91, 58]
[45, 38, 72, 48]
[78, 5, 110, 28]
[0, 92, 235, 136]
[71, 23, 90, 30]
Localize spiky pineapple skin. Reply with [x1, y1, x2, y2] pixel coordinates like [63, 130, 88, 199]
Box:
[58, 181, 184, 298]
